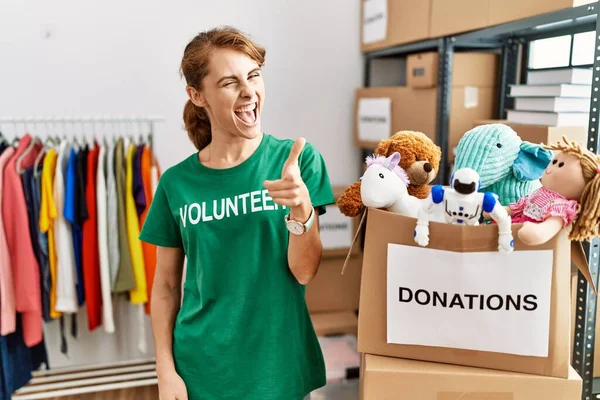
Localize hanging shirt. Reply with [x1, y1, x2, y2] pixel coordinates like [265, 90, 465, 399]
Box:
[133, 144, 146, 218]
[140, 145, 156, 315]
[0, 147, 16, 336]
[105, 140, 120, 290]
[63, 147, 84, 306]
[95, 145, 115, 333]
[74, 146, 89, 305]
[39, 149, 61, 320]
[2, 134, 43, 347]
[53, 142, 78, 314]
[113, 138, 136, 293]
[32, 164, 52, 324]
[82, 144, 101, 331]
[126, 144, 147, 304]
[22, 165, 51, 323]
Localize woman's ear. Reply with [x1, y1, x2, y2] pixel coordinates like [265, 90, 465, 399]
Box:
[186, 86, 207, 108]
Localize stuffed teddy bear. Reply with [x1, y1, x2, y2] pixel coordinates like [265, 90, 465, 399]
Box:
[337, 130, 441, 217]
[453, 123, 553, 206]
[506, 136, 600, 246]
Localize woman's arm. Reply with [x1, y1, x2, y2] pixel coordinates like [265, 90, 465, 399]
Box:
[287, 204, 322, 285]
[151, 246, 185, 378]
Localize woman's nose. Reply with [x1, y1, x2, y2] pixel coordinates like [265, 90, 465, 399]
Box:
[241, 84, 255, 99]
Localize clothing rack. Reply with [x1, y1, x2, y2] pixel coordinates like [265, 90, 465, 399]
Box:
[0, 115, 165, 399]
[0, 115, 164, 157]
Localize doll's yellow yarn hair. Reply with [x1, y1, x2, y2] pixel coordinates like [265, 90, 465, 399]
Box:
[544, 136, 600, 242]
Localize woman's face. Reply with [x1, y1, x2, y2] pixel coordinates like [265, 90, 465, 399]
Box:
[190, 48, 265, 140]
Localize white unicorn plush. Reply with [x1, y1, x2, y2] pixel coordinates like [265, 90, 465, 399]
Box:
[360, 152, 425, 219]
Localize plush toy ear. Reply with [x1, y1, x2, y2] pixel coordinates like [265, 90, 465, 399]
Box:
[512, 141, 553, 182]
[387, 152, 401, 169]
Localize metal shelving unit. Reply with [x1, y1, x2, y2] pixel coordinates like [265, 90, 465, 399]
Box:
[362, 3, 600, 399]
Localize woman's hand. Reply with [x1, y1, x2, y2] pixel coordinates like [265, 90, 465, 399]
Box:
[157, 368, 188, 400]
[264, 137, 312, 222]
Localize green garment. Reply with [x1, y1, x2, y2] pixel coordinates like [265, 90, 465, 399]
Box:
[113, 138, 136, 292]
[140, 134, 335, 400]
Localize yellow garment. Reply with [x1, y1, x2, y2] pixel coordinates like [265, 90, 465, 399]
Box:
[126, 144, 147, 304]
[38, 149, 61, 319]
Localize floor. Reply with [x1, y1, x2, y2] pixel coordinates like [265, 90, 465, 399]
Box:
[313, 379, 359, 400]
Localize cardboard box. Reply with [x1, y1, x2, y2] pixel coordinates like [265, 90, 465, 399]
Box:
[320, 187, 362, 258]
[311, 311, 358, 336]
[355, 87, 497, 160]
[360, 0, 431, 53]
[407, 52, 498, 89]
[473, 120, 588, 149]
[430, 0, 594, 38]
[360, 354, 582, 400]
[356, 208, 591, 378]
[430, 0, 493, 37]
[490, 0, 595, 27]
[306, 254, 363, 313]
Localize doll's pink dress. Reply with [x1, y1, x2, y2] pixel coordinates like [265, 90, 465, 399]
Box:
[509, 186, 579, 226]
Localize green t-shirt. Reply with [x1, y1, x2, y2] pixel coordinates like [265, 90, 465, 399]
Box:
[139, 133, 336, 400]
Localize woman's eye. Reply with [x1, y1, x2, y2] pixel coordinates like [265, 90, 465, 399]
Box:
[249, 73, 260, 79]
[552, 159, 558, 165]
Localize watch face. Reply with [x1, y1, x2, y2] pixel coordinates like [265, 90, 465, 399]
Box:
[287, 221, 305, 235]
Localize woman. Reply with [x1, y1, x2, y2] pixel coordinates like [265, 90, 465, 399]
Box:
[139, 26, 335, 400]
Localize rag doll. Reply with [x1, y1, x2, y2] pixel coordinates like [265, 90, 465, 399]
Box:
[414, 167, 514, 252]
[507, 136, 600, 246]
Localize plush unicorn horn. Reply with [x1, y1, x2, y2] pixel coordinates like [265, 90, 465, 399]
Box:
[360, 152, 423, 218]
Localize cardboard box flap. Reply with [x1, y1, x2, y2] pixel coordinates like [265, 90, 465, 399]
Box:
[571, 241, 596, 294]
[365, 353, 581, 380]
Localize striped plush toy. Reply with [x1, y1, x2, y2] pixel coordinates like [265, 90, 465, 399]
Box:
[453, 124, 553, 206]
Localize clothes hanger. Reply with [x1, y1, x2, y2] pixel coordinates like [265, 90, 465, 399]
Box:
[16, 136, 41, 174]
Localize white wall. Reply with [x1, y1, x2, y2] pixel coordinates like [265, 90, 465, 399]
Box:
[0, 0, 363, 368]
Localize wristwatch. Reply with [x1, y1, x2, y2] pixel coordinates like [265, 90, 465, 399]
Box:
[285, 207, 315, 235]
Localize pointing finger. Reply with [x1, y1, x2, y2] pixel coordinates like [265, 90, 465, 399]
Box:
[285, 137, 306, 167]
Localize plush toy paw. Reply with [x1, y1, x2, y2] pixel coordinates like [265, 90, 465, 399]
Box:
[498, 233, 515, 253]
[337, 181, 364, 217]
[414, 224, 430, 247]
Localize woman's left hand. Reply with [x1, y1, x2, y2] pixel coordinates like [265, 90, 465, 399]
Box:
[263, 137, 312, 221]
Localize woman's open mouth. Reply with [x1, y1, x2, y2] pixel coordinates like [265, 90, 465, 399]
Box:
[234, 102, 258, 126]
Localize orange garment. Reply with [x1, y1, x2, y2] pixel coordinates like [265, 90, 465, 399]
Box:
[141, 147, 158, 315]
[82, 144, 102, 331]
[2, 134, 43, 347]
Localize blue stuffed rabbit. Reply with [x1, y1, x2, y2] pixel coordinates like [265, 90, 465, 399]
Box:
[453, 124, 554, 206]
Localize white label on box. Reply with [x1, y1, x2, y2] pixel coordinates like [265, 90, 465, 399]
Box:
[358, 97, 391, 143]
[319, 205, 353, 250]
[362, 0, 387, 44]
[386, 244, 553, 357]
[464, 86, 479, 109]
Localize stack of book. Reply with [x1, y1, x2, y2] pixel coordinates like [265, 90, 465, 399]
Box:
[507, 67, 592, 127]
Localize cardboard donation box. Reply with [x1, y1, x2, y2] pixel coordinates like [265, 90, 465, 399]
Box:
[361, 0, 431, 53]
[306, 254, 363, 313]
[360, 354, 582, 400]
[474, 120, 588, 149]
[407, 52, 498, 89]
[429, 0, 595, 37]
[311, 311, 358, 337]
[357, 208, 590, 378]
